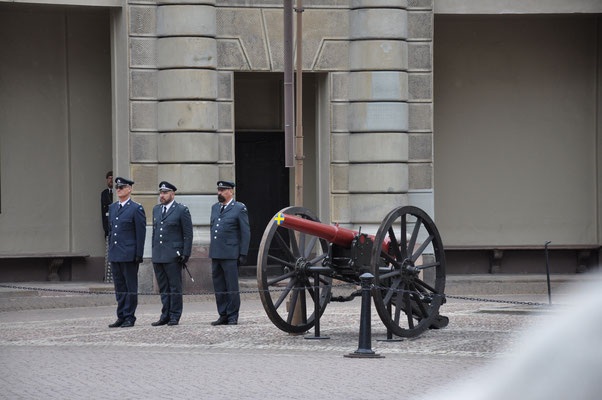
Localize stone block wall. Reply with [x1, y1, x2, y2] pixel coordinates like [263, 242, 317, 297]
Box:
[333, 0, 434, 231]
[129, 0, 159, 222]
[125, 0, 434, 275]
[129, 0, 222, 290]
[407, 0, 434, 216]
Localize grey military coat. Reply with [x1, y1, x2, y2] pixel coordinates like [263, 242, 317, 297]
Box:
[152, 201, 193, 263]
[108, 199, 146, 263]
[209, 201, 250, 260]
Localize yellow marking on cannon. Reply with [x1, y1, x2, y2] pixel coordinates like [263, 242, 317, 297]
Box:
[274, 212, 285, 225]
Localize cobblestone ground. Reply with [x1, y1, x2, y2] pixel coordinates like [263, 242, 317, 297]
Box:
[0, 294, 554, 400]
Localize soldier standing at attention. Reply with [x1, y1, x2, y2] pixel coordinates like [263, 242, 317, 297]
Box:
[209, 180, 250, 326]
[151, 181, 193, 326]
[100, 170, 113, 282]
[100, 170, 113, 238]
[107, 177, 146, 328]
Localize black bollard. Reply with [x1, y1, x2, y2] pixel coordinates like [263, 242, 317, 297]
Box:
[345, 272, 384, 358]
[305, 271, 329, 340]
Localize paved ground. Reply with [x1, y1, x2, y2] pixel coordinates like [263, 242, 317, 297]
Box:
[0, 291, 560, 400]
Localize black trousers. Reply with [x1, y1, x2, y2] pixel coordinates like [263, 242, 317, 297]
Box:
[153, 262, 183, 322]
[211, 259, 240, 322]
[111, 262, 139, 322]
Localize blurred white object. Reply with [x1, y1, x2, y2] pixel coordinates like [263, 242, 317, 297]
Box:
[432, 271, 602, 400]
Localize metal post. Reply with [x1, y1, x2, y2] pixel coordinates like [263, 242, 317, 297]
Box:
[294, 0, 304, 207]
[345, 273, 384, 358]
[305, 271, 329, 340]
[289, 0, 304, 328]
[283, 0, 294, 167]
[544, 241, 552, 305]
[377, 302, 402, 342]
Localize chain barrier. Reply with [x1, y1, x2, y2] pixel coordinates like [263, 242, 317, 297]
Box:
[371, 284, 552, 307]
[0, 282, 554, 307]
[443, 294, 551, 307]
[0, 283, 356, 297]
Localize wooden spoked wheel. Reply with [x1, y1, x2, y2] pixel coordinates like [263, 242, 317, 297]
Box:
[257, 207, 332, 334]
[371, 206, 446, 338]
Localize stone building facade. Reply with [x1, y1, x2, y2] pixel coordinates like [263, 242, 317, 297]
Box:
[0, 0, 600, 283]
[123, 0, 435, 290]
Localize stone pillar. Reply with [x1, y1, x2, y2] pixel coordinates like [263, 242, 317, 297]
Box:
[136, 0, 219, 290]
[407, 0, 434, 216]
[128, 0, 159, 288]
[332, 0, 410, 232]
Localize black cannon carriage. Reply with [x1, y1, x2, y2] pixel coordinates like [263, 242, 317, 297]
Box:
[256, 205, 448, 338]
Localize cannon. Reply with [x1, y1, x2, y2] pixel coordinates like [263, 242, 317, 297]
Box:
[257, 205, 448, 338]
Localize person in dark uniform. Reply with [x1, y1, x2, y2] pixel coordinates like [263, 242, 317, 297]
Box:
[107, 177, 146, 328]
[100, 170, 113, 238]
[209, 180, 250, 326]
[151, 181, 193, 326]
[101, 171, 114, 283]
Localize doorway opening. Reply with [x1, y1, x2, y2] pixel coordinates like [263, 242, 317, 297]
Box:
[235, 132, 290, 274]
[233, 72, 329, 275]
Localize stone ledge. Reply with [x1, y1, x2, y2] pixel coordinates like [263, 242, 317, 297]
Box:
[351, 0, 408, 9]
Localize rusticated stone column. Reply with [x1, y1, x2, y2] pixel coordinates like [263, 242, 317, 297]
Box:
[407, 0, 434, 217]
[128, 0, 159, 292]
[332, 0, 410, 232]
[153, 0, 219, 290]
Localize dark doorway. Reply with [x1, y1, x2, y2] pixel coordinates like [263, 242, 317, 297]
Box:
[235, 132, 289, 275]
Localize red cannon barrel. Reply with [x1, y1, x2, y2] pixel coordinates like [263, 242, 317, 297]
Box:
[276, 213, 390, 251]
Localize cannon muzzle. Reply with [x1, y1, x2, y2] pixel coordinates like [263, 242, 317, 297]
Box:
[277, 213, 357, 248]
[277, 212, 389, 251]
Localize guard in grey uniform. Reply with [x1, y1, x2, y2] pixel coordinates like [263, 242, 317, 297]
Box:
[151, 181, 193, 326]
[107, 177, 146, 328]
[209, 180, 250, 326]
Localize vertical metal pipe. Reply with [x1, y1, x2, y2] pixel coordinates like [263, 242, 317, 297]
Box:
[294, 0, 304, 207]
[289, 0, 305, 328]
[376, 302, 402, 342]
[545, 241, 552, 305]
[283, 0, 294, 167]
[305, 271, 329, 340]
[313, 271, 320, 335]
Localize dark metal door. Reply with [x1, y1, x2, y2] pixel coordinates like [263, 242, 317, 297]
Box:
[235, 132, 289, 274]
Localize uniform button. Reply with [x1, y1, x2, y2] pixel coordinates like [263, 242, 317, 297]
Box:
[214, 236, 217, 239]
[161, 222, 163, 225]
[160, 228, 163, 231]
[160, 241, 163, 244]
[114, 241, 117, 244]
[116, 217, 119, 220]
[216, 224, 219, 227]
[114, 233, 117, 236]
[215, 230, 218, 233]
[115, 225, 117, 228]
[160, 235, 162, 237]
[218, 218, 221, 221]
